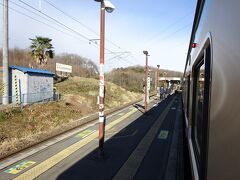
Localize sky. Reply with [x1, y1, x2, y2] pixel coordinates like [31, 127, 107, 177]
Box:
[0, 0, 197, 72]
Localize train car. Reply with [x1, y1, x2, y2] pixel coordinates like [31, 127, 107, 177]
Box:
[182, 0, 240, 180]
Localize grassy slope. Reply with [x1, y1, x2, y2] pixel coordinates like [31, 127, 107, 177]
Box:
[0, 77, 141, 157]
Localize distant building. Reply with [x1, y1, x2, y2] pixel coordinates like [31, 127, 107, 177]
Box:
[10, 66, 55, 105]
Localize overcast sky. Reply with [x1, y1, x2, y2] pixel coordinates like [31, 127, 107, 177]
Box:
[0, 0, 196, 72]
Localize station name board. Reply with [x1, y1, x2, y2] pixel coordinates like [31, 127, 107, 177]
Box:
[56, 63, 72, 73]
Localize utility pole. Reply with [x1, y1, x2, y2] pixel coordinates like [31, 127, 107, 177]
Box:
[2, 0, 9, 105]
[143, 50, 149, 113]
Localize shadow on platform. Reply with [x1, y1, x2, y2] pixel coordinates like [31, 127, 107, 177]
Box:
[56, 95, 186, 180]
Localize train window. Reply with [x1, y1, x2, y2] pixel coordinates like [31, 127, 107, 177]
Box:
[193, 60, 205, 155]
[192, 44, 211, 180]
[186, 75, 190, 118]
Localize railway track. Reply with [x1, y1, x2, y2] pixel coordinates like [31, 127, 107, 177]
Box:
[0, 94, 156, 168]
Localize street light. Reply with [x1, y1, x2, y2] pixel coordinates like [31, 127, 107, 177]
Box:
[157, 65, 160, 98]
[163, 72, 167, 95]
[94, 0, 115, 157]
[143, 50, 149, 112]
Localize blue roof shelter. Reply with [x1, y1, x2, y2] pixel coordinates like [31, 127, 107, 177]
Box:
[10, 66, 55, 105]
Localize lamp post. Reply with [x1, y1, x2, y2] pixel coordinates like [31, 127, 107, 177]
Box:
[95, 0, 115, 157]
[163, 72, 167, 98]
[143, 50, 149, 113]
[157, 65, 160, 98]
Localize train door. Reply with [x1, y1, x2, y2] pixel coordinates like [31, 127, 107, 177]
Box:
[192, 45, 211, 180]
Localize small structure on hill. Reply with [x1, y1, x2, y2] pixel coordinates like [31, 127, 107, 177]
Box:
[10, 66, 55, 105]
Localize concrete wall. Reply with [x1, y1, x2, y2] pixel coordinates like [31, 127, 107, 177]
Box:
[27, 74, 53, 104]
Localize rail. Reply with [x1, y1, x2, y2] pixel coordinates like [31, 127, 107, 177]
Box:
[0, 94, 156, 161]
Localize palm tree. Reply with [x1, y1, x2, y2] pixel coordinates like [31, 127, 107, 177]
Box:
[29, 36, 54, 65]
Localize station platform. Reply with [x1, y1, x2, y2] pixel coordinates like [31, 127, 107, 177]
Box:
[0, 94, 191, 180]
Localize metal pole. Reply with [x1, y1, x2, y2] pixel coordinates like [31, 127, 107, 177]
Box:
[145, 55, 148, 112]
[157, 65, 160, 87]
[98, 1, 105, 157]
[154, 70, 157, 92]
[157, 65, 160, 98]
[2, 0, 9, 105]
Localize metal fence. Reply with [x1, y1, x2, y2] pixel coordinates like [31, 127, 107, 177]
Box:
[0, 91, 60, 108]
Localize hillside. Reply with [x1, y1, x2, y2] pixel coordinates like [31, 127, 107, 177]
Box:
[0, 77, 141, 158]
[0, 66, 2, 94]
[55, 76, 141, 110]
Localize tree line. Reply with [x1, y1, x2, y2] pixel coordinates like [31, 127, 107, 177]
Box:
[105, 66, 183, 93]
[0, 47, 98, 78]
[1, 48, 183, 93]
[1, 36, 182, 94]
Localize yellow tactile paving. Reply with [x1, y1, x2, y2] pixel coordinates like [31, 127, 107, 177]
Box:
[14, 107, 138, 180]
[113, 97, 176, 180]
[75, 129, 95, 138]
[4, 161, 36, 175]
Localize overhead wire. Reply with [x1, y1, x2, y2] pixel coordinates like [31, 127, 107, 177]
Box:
[3, 1, 194, 69]
[43, 0, 99, 36]
[158, 22, 192, 41]
[146, 22, 192, 49]
[123, 12, 193, 64]
[2, 0, 145, 68]
[144, 10, 194, 46]
[0, 2, 85, 42]
[0, 2, 109, 68]
[9, 0, 63, 29]
[43, 0, 138, 64]
[44, 0, 128, 51]
[18, 0, 91, 42]
[16, 0, 136, 67]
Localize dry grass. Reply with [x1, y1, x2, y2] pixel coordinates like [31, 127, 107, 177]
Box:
[0, 77, 141, 158]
